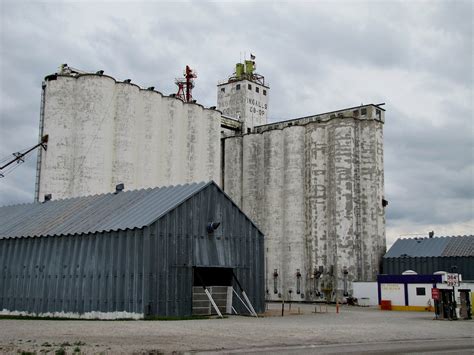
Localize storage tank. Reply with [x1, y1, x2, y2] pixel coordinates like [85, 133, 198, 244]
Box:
[242, 133, 264, 228]
[262, 129, 284, 299]
[222, 136, 243, 207]
[38, 76, 77, 200]
[112, 81, 141, 191]
[136, 88, 164, 188]
[332, 120, 357, 296]
[282, 126, 306, 300]
[37, 70, 223, 200]
[205, 108, 222, 183]
[305, 122, 329, 298]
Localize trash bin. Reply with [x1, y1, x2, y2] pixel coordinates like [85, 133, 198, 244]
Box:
[380, 300, 392, 310]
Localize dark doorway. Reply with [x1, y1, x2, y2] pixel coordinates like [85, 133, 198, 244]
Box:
[193, 267, 233, 287]
[192, 267, 234, 316]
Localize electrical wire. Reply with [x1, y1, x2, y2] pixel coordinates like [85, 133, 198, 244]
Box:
[0, 152, 30, 178]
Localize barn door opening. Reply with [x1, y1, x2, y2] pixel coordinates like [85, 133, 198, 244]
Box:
[192, 267, 233, 316]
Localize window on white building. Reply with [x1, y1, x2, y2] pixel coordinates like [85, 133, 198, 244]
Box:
[416, 287, 426, 296]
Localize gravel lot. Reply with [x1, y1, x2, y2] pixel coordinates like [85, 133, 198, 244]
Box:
[1, 303, 472, 354]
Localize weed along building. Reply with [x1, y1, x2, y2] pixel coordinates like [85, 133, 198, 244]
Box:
[0, 181, 264, 319]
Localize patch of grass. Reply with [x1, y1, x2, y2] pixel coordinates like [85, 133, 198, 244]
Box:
[0, 315, 137, 321]
[55, 348, 66, 355]
[73, 341, 86, 346]
[73, 346, 81, 353]
[19, 351, 36, 355]
[144, 315, 211, 321]
[41, 342, 52, 347]
[60, 342, 71, 347]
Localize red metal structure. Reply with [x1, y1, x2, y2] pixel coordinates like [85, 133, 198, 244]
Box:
[175, 65, 197, 102]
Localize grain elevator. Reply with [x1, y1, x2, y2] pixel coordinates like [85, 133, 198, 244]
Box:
[34, 60, 386, 301]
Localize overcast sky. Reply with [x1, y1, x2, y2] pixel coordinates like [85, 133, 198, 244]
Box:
[0, 0, 472, 247]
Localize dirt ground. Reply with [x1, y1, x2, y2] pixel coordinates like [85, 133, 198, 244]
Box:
[0, 303, 472, 354]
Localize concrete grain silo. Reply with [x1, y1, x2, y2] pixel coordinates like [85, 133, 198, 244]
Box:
[36, 67, 222, 201]
[33, 61, 386, 303]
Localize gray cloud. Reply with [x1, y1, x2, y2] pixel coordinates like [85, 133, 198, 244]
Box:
[1, 1, 472, 243]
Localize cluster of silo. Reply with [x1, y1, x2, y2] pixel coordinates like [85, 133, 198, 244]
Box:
[222, 109, 385, 301]
[36, 73, 222, 200]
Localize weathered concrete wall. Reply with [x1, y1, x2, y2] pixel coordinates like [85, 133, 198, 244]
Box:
[38, 74, 222, 200]
[223, 106, 386, 301]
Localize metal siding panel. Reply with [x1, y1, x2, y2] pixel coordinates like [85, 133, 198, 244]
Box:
[1, 182, 265, 317]
[0, 182, 210, 239]
[143, 226, 151, 315]
[385, 236, 473, 258]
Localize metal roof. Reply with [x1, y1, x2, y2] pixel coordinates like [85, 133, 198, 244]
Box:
[0, 181, 210, 239]
[384, 235, 474, 258]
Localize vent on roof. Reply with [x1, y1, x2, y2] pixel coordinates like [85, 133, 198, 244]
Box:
[115, 183, 124, 194]
[96, 70, 104, 75]
[43, 194, 52, 202]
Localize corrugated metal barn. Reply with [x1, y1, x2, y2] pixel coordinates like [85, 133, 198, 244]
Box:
[383, 236, 474, 281]
[0, 181, 264, 319]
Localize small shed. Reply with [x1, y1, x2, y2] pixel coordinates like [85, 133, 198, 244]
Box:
[377, 274, 442, 311]
[0, 181, 264, 319]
